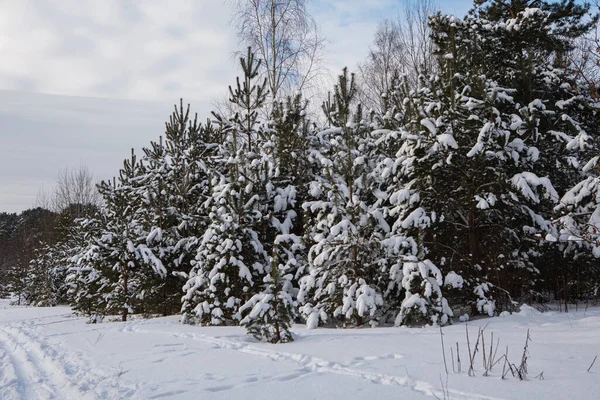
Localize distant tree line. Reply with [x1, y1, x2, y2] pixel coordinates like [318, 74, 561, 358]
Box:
[0, 166, 99, 306]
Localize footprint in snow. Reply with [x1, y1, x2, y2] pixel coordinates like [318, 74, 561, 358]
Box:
[149, 389, 188, 399]
[354, 353, 404, 362]
[205, 384, 234, 392]
[153, 343, 185, 348]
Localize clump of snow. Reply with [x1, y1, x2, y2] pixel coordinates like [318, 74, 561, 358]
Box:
[420, 118, 437, 135]
[517, 304, 541, 317]
[444, 271, 464, 289]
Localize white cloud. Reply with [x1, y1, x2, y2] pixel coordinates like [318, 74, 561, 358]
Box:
[0, 0, 237, 102]
[0, 0, 472, 212]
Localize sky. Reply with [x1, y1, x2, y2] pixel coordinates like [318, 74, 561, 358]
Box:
[0, 0, 471, 213]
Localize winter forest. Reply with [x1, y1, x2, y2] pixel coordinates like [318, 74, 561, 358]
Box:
[3, 0, 600, 348]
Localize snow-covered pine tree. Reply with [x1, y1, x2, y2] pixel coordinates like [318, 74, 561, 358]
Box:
[239, 243, 296, 343]
[80, 150, 166, 321]
[24, 243, 56, 307]
[363, 73, 454, 326]
[67, 217, 109, 318]
[49, 215, 81, 306]
[181, 48, 270, 325]
[136, 101, 217, 316]
[470, 0, 600, 305]
[299, 69, 387, 327]
[551, 159, 600, 301]
[238, 95, 313, 341]
[100, 153, 142, 321]
[381, 1, 599, 317]
[268, 94, 314, 262]
[135, 136, 170, 315]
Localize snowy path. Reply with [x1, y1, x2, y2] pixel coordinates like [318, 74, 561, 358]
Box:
[0, 306, 135, 399]
[1, 300, 599, 399]
[0, 326, 37, 400]
[0, 322, 106, 399]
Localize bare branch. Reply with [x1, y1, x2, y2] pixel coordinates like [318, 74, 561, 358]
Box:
[50, 165, 101, 216]
[230, 0, 326, 104]
[357, 0, 438, 111]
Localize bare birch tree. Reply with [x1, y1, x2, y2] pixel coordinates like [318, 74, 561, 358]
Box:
[35, 165, 101, 217]
[358, 0, 438, 111]
[231, 0, 326, 104]
[567, 0, 600, 99]
[357, 19, 405, 111]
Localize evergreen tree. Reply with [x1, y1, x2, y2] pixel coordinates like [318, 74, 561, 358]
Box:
[73, 151, 167, 321]
[379, 1, 600, 316]
[551, 152, 600, 303]
[239, 243, 296, 343]
[181, 48, 271, 325]
[237, 95, 312, 341]
[299, 69, 388, 327]
[469, 1, 600, 304]
[67, 217, 110, 318]
[136, 101, 216, 316]
[24, 243, 57, 306]
[469, 0, 600, 306]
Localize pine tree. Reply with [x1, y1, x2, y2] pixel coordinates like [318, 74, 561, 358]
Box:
[379, 1, 600, 317]
[67, 217, 110, 319]
[236, 95, 312, 341]
[299, 69, 387, 327]
[75, 151, 167, 321]
[469, 0, 600, 304]
[136, 101, 216, 316]
[23, 244, 56, 306]
[239, 243, 296, 343]
[551, 151, 600, 303]
[181, 48, 270, 325]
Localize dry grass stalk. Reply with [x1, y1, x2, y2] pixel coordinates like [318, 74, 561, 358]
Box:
[588, 355, 597, 372]
[440, 326, 449, 375]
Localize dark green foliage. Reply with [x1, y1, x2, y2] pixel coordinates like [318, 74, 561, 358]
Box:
[395, 0, 600, 313]
[240, 246, 296, 343]
[473, 0, 598, 50]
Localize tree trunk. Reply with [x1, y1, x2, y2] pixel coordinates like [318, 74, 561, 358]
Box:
[467, 210, 479, 260]
[163, 279, 168, 317]
[122, 264, 128, 322]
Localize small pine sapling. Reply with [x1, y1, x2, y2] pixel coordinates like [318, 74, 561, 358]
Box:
[240, 245, 295, 343]
[395, 257, 453, 326]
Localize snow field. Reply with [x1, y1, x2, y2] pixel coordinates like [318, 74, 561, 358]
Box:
[1, 300, 599, 399]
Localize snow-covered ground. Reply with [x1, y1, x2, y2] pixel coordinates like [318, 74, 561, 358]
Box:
[0, 299, 599, 400]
